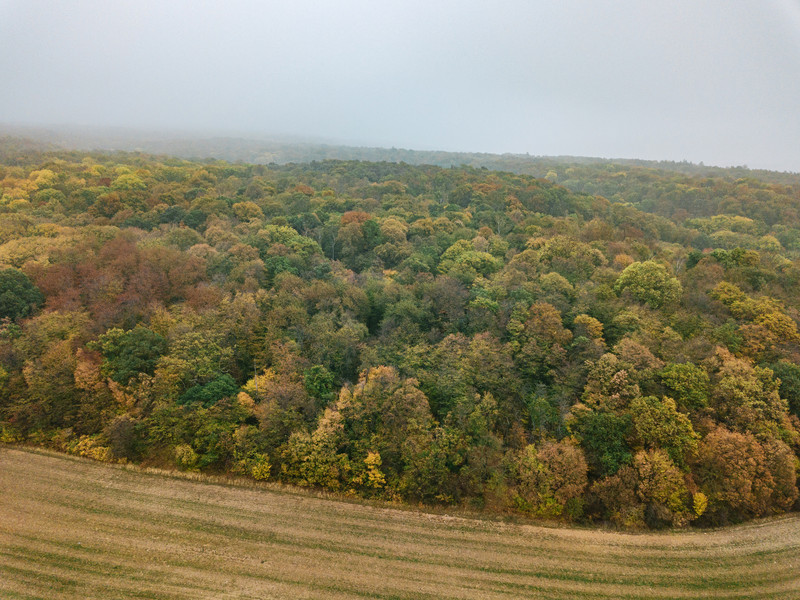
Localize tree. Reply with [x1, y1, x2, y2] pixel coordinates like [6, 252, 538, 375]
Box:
[20, 339, 79, 431]
[509, 302, 573, 385]
[769, 360, 800, 417]
[0, 268, 43, 320]
[405, 333, 522, 426]
[439, 392, 503, 500]
[285, 366, 435, 494]
[336, 366, 434, 482]
[510, 440, 588, 519]
[630, 396, 698, 469]
[709, 347, 787, 434]
[709, 282, 800, 359]
[694, 426, 796, 523]
[94, 326, 168, 384]
[569, 407, 633, 477]
[178, 374, 239, 407]
[659, 363, 710, 411]
[154, 330, 234, 397]
[303, 364, 336, 406]
[614, 261, 682, 309]
[592, 449, 695, 528]
[533, 235, 606, 283]
[580, 353, 641, 412]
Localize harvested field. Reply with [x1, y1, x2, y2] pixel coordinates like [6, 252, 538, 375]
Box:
[1, 447, 799, 600]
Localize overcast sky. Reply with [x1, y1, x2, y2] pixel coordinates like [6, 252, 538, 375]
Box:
[2, 0, 800, 170]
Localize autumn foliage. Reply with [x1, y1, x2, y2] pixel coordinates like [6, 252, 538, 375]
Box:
[1, 144, 799, 527]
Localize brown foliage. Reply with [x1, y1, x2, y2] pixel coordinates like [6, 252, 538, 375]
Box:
[695, 426, 798, 522]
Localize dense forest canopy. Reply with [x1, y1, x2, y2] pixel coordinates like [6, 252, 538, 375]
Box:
[1, 138, 800, 528]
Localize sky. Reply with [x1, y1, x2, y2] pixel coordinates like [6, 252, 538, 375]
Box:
[2, 0, 800, 171]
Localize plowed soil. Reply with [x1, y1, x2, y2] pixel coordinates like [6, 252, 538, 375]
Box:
[2, 447, 799, 599]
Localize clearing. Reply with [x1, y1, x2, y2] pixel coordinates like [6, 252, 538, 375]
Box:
[1, 447, 799, 599]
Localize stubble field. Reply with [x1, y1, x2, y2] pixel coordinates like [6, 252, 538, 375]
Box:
[1, 447, 799, 599]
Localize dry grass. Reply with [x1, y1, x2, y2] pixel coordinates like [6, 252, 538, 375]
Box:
[2, 446, 799, 599]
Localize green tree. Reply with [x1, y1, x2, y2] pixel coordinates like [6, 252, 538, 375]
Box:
[94, 326, 168, 384]
[303, 364, 336, 406]
[768, 360, 800, 417]
[614, 261, 682, 309]
[0, 268, 43, 320]
[336, 366, 434, 483]
[509, 302, 573, 385]
[630, 396, 698, 469]
[659, 363, 710, 411]
[178, 374, 239, 407]
[284, 366, 436, 494]
[569, 408, 633, 477]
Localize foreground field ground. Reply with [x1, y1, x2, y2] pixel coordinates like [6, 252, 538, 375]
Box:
[1, 448, 799, 600]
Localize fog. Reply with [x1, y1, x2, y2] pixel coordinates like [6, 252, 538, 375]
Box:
[2, 0, 800, 171]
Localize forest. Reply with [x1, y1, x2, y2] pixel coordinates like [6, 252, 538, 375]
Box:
[1, 138, 800, 528]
